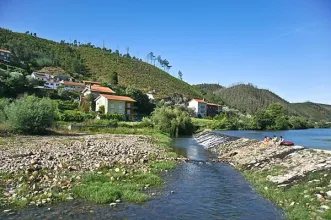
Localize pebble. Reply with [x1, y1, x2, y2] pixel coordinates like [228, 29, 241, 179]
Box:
[316, 194, 324, 200]
[109, 203, 117, 207]
[321, 205, 330, 210]
[66, 196, 74, 200]
[326, 191, 331, 198]
[115, 199, 121, 203]
[3, 209, 11, 213]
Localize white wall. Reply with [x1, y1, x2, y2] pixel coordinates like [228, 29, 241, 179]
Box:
[188, 100, 207, 118]
[95, 96, 107, 112]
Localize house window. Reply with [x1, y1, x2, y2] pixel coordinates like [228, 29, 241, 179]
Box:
[0, 52, 4, 55]
[118, 103, 123, 110]
[126, 103, 131, 108]
[110, 103, 115, 113]
[127, 109, 131, 115]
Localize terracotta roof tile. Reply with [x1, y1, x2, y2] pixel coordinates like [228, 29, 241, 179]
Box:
[192, 98, 207, 103]
[83, 80, 101, 85]
[90, 85, 115, 94]
[207, 103, 221, 107]
[63, 81, 85, 87]
[0, 49, 11, 54]
[101, 94, 136, 102]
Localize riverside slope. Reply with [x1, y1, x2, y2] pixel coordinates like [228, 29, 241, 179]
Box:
[195, 131, 331, 219]
[195, 131, 331, 185]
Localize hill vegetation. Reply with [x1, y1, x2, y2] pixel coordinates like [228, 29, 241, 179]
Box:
[0, 28, 201, 98]
[194, 83, 331, 122]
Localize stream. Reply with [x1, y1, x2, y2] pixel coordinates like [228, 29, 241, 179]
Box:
[1, 137, 284, 220]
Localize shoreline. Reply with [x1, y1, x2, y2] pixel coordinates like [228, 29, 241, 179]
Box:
[194, 130, 331, 220]
[0, 133, 185, 214]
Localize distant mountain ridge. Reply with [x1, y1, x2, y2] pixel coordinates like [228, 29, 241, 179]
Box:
[194, 83, 331, 122]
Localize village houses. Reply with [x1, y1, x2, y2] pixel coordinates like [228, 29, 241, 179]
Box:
[0, 49, 11, 63]
[188, 98, 221, 118]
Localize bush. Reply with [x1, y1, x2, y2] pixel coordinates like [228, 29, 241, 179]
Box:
[99, 113, 125, 121]
[57, 100, 79, 111]
[4, 95, 56, 134]
[0, 98, 10, 123]
[150, 106, 193, 137]
[59, 110, 85, 122]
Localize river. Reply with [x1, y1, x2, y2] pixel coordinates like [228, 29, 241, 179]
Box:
[1, 137, 284, 220]
[216, 128, 331, 150]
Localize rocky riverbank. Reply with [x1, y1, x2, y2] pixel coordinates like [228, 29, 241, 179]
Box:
[195, 131, 331, 219]
[0, 134, 184, 212]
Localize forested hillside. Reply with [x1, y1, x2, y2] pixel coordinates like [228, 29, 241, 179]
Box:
[193, 83, 224, 104]
[290, 102, 331, 122]
[0, 28, 201, 98]
[195, 83, 331, 122]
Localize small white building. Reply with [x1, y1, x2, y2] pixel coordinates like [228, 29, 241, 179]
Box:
[188, 98, 207, 118]
[44, 80, 61, 89]
[31, 72, 50, 81]
[95, 94, 136, 120]
[62, 81, 86, 92]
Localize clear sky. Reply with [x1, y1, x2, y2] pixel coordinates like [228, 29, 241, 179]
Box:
[1, 0, 330, 104]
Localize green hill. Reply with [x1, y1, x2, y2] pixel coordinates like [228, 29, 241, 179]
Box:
[195, 83, 331, 121]
[290, 102, 331, 122]
[0, 28, 201, 98]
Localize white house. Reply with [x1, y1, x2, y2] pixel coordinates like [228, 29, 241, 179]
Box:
[95, 94, 136, 120]
[44, 80, 61, 89]
[31, 72, 50, 81]
[82, 85, 116, 98]
[61, 81, 86, 92]
[188, 98, 207, 118]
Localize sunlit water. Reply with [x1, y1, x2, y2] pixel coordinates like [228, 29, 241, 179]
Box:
[1, 137, 284, 220]
[216, 129, 331, 150]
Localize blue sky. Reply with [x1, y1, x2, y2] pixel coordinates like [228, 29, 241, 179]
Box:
[1, 0, 330, 104]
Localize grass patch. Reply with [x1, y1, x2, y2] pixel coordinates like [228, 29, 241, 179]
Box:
[243, 167, 331, 220]
[73, 169, 164, 204]
[150, 161, 177, 173]
[73, 182, 121, 204]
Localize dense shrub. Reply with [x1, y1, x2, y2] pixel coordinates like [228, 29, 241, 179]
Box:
[99, 113, 125, 121]
[0, 98, 10, 123]
[57, 100, 79, 111]
[151, 106, 193, 137]
[59, 110, 85, 122]
[4, 95, 56, 134]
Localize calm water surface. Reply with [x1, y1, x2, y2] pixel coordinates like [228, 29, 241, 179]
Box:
[1, 137, 284, 220]
[216, 129, 331, 150]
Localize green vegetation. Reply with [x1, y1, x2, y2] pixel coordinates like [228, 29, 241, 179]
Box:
[151, 105, 194, 137]
[243, 167, 331, 220]
[194, 83, 331, 122]
[3, 95, 56, 134]
[0, 68, 41, 98]
[73, 158, 177, 205]
[0, 28, 202, 98]
[192, 103, 313, 131]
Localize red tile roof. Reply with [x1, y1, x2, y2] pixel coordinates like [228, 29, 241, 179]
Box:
[207, 103, 221, 107]
[192, 98, 207, 104]
[90, 85, 115, 94]
[101, 94, 136, 102]
[83, 80, 101, 85]
[0, 49, 11, 54]
[63, 81, 85, 87]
